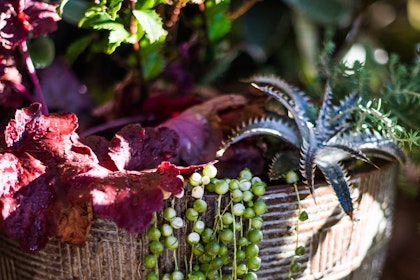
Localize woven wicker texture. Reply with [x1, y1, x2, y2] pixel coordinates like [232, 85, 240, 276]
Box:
[0, 163, 397, 280]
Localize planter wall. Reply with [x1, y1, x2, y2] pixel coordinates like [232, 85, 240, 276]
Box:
[0, 162, 398, 280]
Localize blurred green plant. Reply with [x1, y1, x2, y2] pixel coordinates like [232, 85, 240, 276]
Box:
[59, 0, 237, 82]
[313, 40, 420, 152]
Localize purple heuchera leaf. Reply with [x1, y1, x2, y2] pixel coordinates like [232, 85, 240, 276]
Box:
[0, 0, 60, 50]
[0, 55, 27, 107]
[3, 175, 59, 251]
[80, 135, 118, 171]
[90, 175, 164, 233]
[0, 103, 100, 251]
[109, 124, 179, 171]
[161, 95, 247, 165]
[0, 103, 193, 250]
[70, 161, 185, 233]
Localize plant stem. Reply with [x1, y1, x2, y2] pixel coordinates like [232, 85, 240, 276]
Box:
[173, 250, 179, 271]
[230, 0, 260, 20]
[20, 41, 48, 115]
[231, 201, 237, 279]
[289, 182, 302, 278]
[79, 115, 148, 138]
[129, 0, 148, 101]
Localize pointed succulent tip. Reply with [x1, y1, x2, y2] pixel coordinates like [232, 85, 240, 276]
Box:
[310, 187, 317, 205]
[216, 147, 226, 158]
[250, 82, 260, 90]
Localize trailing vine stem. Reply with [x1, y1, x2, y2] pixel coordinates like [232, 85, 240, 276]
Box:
[230, 201, 238, 279]
[20, 41, 48, 115]
[288, 182, 302, 278]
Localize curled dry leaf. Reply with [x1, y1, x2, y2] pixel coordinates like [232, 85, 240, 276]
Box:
[161, 94, 248, 164]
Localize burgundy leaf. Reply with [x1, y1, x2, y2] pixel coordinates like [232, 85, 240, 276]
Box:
[0, 103, 100, 251]
[0, 55, 26, 107]
[69, 161, 185, 233]
[161, 95, 248, 165]
[215, 142, 265, 178]
[0, 1, 29, 50]
[0, 153, 20, 196]
[24, 0, 60, 37]
[3, 174, 59, 252]
[153, 161, 184, 194]
[39, 59, 93, 116]
[88, 163, 184, 233]
[141, 94, 202, 122]
[0, 0, 60, 50]
[90, 174, 164, 233]
[4, 103, 80, 160]
[108, 124, 179, 171]
[80, 135, 118, 171]
[0, 152, 45, 196]
[0, 103, 209, 251]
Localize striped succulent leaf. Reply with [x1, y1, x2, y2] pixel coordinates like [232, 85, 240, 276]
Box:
[337, 131, 406, 165]
[316, 159, 354, 218]
[219, 75, 405, 218]
[217, 116, 301, 157]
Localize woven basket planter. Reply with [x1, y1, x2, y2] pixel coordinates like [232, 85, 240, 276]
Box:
[0, 162, 398, 280]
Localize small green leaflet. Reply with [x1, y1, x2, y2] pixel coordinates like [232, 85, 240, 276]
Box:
[108, 0, 123, 20]
[132, 10, 167, 43]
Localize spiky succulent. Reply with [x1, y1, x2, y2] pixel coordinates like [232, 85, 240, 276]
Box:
[218, 75, 405, 218]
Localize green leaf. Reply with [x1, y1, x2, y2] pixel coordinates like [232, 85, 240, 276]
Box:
[108, 0, 123, 20]
[105, 25, 131, 53]
[66, 35, 93, 65]
[132, 10, 167, 43]
[140, 41, 165, 80]
[207, 13, 231, 42]
[136, 0, 164, 10]
[28, 36, 55, 69]
[91, 21, 126, 31]
[143, 52, 165, 80]
[109, 27, 131, 44]
[61, 0, 89, 26]
[205, 1, 231, 42]
[79, 10, 113, 28]
[284, 0, 349, 25]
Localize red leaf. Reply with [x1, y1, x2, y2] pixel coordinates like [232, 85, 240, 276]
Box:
[90, 174, 164, 233]
[0, 0, 60, 50]
[0, 152, 45, 197]
[0, 103, 203, 250]
[24, 0, 60, 37]
[0, 103, 99, 251]
[4, 103, 80, 161]
[69, 162, 185, 233]
[108, 124, 179, 171]
[80, 135, 118, 171]
[2, 175, 60, 251]
[161, 95, 247, 164]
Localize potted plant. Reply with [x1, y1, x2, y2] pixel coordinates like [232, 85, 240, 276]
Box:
[0, 0, 419, 279]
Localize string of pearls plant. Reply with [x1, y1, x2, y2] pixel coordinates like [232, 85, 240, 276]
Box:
[285, 171, 309, 280]
[143, 165, 268, 280]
